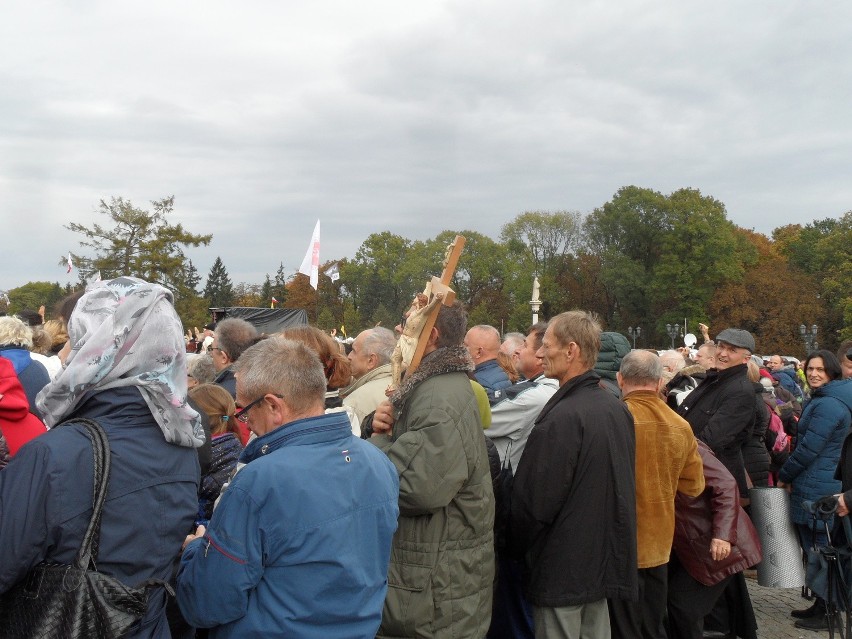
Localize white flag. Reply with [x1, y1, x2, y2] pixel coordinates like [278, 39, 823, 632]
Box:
[66, 253, 73, 273]
[298, 220, 321, 290]
[326, 263, 340, 282]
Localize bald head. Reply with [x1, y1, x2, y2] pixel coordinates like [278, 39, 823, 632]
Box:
[617, 350, 664, 394]
[464, 325, 502, 365]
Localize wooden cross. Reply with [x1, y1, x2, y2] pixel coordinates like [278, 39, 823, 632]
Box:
[405, 235, 466, 378]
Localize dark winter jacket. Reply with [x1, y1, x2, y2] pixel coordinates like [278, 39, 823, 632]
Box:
[0, 387, 200, 639]
[678, 364, 755, 497]
[594, 332, 632, 398]
[742, 382, 771, 488]
[474, 358, 513, 400]
[510, 369, 638, 606]
[197, 431, 243, 525]
[673, 442, 762, 586]
[778, 378, 852, 526]
[213, 366, 237, 398]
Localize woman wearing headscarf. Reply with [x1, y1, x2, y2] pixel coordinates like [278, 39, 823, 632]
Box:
[0, 276, 204, 639]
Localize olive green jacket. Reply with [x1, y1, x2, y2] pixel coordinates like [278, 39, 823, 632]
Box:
[371, 346, 495, 638]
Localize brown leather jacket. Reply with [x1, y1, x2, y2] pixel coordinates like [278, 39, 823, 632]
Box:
[672, 441, 763, 585]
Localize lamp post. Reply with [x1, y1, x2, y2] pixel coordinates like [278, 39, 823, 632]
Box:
[799, 323, 818, 354]
[665, 323, 682, 349]
[627, 326, 641, 349]
[530, 276, 542, 325]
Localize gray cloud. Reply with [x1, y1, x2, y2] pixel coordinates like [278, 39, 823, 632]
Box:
[2, 1, 851, 293]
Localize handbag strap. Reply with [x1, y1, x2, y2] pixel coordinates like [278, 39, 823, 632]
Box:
[64, 418, 111, 572]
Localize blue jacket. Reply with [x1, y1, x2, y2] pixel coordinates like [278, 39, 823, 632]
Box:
[474, 358, 512, 399]
[176, 411, 399, 639]
[773, 367, 804, 401]
[0, 387, 200, 638]
[0, 346, 50, 419]
[779, 378, 852, 525]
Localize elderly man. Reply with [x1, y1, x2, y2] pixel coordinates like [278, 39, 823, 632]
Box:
[486, 321, 558, 639]
[210, 318, 258, 398]
[500, 331, 526, 371]
[693, 342, 716, 370]
[371, 302, 495, 639]
[177, 337, 399, 638]
[608, 350, 705, 639]
[677, 328, 756, 500]
[341, 327, 395, 422]
[465, 324, 512, 398]
[510, 311, 637, 639]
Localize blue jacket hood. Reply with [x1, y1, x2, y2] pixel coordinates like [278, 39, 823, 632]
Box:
[0, 348, 34, 375]
[816, 378, 852, 412]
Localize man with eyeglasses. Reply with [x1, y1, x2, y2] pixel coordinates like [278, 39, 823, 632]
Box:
[210, 318, 258, 399]
[177, 337, 399, 638]
[677, 328, 756, 501]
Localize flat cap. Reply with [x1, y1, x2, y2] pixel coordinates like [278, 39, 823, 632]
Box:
[715, 328, 755, 352]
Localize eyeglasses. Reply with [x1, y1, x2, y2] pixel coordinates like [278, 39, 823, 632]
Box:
[234, 394, 283, 423]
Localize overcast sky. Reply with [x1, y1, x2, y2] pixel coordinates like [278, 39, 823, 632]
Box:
[2, 1, 850, 293]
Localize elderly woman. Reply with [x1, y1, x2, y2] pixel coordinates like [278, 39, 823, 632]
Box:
[278, 325, 360, 435]
[0, 277, 204, 638]
[0, 315, 51, 417]
[778, 350, 852, 630]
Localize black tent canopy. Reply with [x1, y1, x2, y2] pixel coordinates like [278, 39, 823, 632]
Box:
[209, 307, 308, 334]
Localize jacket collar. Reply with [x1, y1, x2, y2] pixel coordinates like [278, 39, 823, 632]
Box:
[704, 363, 747, 382]
[341, 363, 392, 397]
[535, 369, 600, 424]
[240, 410, 351, 464]
[390, 346, 473, 410]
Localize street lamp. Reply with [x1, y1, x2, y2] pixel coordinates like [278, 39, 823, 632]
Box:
[627, 326, 641, 349]
[665, 323, 682, 349]
[799, 324, 818, 354]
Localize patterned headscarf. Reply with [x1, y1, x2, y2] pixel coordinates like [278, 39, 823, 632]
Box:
[35, 276, 204, 448]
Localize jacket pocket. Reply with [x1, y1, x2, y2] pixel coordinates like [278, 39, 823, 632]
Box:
[383, 562, 434, 636]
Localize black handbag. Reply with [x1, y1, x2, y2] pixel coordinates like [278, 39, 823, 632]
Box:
[0, 418, 172, 639]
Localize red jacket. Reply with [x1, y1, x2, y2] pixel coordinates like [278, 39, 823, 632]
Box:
[0, 357, 47, 458]
[673, 441, 763, 585]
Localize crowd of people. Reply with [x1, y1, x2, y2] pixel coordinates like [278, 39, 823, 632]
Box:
[1, 275, 852, 638]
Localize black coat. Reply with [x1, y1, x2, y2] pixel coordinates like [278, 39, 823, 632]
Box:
[742, 383, 770, 487]
[678, 364, 755, 497]
[509, 370, 637, 606]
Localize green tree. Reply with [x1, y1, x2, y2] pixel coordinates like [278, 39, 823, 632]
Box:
[260, 275, 273, 308]
[65, 196, 211, 287]
[204, 257, 234, 307]
[6, 282, 67, 318]
[273, 262, 289, 306]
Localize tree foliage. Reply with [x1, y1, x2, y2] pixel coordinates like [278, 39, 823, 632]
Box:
[204, 257, 234, 308]
[65, 196, 211, 289]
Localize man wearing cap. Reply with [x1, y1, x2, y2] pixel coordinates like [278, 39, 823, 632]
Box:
[677, 328, 757, 499]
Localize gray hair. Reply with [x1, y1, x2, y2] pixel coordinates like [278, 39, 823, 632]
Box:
[188, 353, 217, 384]
[435, 302, 468, 348]
[500, 332, 525, 355]
[659, 350, 686, 374]
[235, 336, 326, 414]
[0, 316, 33, 348]
[360, 327, 396, 365]
[619, 350, 663, 386]
[215, 318, 259, 362]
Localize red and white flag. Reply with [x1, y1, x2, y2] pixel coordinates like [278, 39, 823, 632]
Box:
[66, 253, 73, 274]
[270, 296, 279, 308]
[298, 220, 320, 290]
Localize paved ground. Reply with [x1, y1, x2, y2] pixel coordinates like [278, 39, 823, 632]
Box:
[748, 575, 842, 638]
